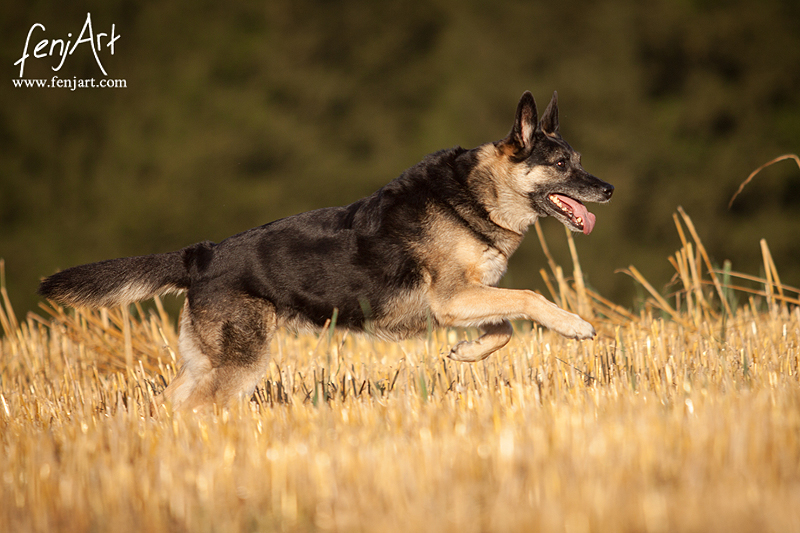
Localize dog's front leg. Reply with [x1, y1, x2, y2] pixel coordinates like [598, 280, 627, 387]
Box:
[449, 320, 513, 362]
[522, 290, 596, 340]
[433, 286, 595, 361]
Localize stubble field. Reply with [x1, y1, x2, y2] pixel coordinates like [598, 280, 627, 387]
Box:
[2, 213, 799, 532]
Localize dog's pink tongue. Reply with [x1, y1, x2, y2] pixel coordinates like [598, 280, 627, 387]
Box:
[581, 211, 596, 235]
[555, 195, 597, 235]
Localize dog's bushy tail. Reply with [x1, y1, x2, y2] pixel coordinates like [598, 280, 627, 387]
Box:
[38, 250, 190, 308]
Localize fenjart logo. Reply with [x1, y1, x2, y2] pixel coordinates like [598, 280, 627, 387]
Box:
[14, 12, 120, 80]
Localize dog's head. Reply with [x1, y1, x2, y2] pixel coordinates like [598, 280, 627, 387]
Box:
[481, 91, 614, 235]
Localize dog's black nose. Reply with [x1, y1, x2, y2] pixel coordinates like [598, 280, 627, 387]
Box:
[602, 183, 614, 199]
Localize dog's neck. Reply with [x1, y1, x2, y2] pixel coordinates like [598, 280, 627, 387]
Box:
[462, 145, 536, 238]
[486, 196, 537, 236]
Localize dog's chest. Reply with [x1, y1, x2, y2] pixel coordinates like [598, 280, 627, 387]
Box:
[478, 247, 508, 286]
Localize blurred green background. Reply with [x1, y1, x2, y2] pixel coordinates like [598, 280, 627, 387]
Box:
[2, 0, 799, 319]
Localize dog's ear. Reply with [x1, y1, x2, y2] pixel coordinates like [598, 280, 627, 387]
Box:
[539, 91, 560, 136]
[502, 91, 538, 154]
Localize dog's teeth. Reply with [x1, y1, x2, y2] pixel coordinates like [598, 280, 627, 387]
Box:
[576, 216, 583, 226]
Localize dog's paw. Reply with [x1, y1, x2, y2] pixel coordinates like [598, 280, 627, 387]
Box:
[551, 314, 596, 340]
[448, 340, 494, 363]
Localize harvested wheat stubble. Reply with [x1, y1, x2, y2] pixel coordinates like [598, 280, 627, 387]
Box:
[2, 211, 800, 533]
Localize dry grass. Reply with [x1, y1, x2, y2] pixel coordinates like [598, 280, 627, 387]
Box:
[2, 211, 800, 533]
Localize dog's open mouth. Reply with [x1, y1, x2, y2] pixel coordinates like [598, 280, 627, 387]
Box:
[548, 193, 596, 235]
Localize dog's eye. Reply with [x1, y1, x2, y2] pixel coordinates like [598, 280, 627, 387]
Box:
[556, 159, 567, 170]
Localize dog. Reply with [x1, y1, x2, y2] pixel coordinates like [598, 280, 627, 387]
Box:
[39, 91, 614, 411]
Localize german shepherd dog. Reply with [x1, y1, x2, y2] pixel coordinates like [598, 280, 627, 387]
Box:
[39, 91, 614, 411]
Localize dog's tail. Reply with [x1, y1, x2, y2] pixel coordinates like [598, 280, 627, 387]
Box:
[38, 249, 192, 309]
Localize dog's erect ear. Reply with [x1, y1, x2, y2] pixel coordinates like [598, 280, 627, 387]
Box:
[539, 91, 559, 136]
[503, 91, 538, 154]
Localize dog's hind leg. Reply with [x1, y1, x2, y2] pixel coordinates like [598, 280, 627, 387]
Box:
[448, 320, 513, 362]
[155, 302, 213, 411]
[158, 295, 277, 412]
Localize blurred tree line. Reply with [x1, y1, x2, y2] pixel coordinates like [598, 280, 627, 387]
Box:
[1, 0, 799, 318]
